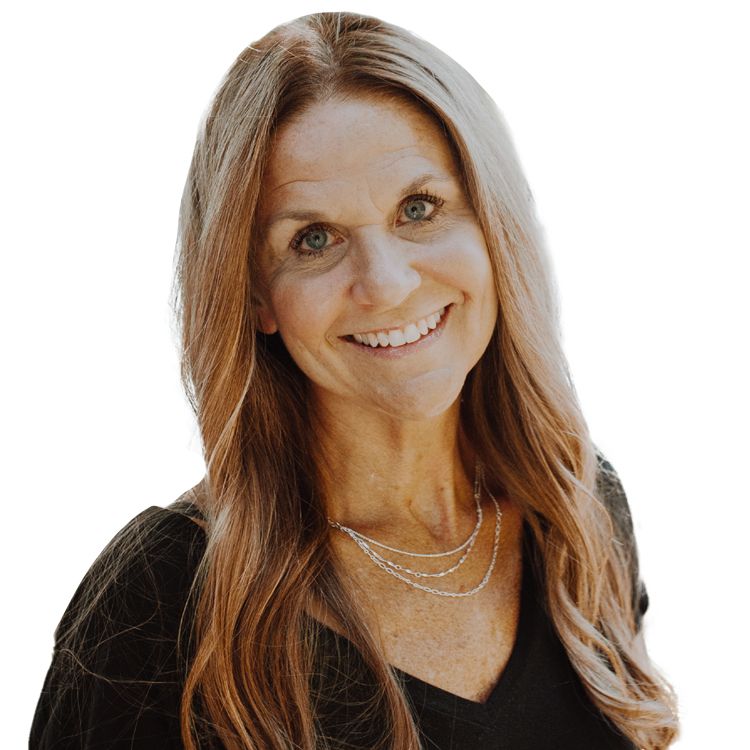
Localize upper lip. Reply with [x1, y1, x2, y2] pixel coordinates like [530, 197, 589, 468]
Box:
[344, 305, 449, 337]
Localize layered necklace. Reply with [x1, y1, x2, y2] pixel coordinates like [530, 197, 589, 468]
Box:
[327, 462, 502, 598]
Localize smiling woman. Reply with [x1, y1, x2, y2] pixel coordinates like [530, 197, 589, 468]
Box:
[30, 11, 678, 750]
[256, 95, 498, 420]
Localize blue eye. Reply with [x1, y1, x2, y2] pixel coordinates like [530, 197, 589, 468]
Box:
[403, 199, 428, 221]
[290, 224, 333, 255]
[288, 191, 445, 258]
[301, 228, 328, 251]
[400, 192, 443, 224]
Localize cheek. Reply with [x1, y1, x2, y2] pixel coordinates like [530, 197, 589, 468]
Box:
[428, 223, 494, 294]
[269, 272, 344, 346]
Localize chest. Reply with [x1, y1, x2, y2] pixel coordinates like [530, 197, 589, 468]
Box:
[313, 510, 637, 749]
[336, 500, 525, 703]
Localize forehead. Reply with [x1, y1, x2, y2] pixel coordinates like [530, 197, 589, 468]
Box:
[261, 95, 460, 201]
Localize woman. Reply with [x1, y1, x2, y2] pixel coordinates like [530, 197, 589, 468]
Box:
[31, 11, 678, 750]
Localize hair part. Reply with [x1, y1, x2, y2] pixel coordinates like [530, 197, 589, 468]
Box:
[172, 11, 678, 749]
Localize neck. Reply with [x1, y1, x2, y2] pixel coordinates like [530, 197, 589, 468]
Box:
[312, 396, 478, 549]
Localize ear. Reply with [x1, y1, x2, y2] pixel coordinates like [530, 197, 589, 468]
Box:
[253, 291, 278, 335]
[257, 306, 279, 335]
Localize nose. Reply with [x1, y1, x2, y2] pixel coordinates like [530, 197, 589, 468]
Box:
[348, 229, 422, 309]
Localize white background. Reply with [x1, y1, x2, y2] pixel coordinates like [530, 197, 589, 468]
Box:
[3, 1, 748, 747]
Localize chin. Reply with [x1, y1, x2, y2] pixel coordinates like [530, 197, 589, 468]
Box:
[372, 380, 464, 422]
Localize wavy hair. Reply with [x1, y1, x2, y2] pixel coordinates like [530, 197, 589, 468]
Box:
[173, 11, 678, 749]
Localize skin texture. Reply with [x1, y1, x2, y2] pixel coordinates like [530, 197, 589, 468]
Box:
[257, 95, 522, 702]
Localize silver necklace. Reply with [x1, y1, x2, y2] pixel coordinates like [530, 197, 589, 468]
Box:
[329, 463, 482, 579]
[328, 461, 483, 567]
[327, 463, 503, 598]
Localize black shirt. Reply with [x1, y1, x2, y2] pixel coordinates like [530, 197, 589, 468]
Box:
[31, 475, 646, 749]
[312, 520, 642, 750]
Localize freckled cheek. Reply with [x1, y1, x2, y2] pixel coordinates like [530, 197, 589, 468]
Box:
[427, 227, 494, 292]
[270, 279, 344, 347]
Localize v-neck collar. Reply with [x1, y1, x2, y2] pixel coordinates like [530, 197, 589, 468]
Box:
[310, 521, 541, 727]
[393, 521, 538, 725]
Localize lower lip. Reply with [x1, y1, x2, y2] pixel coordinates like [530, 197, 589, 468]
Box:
[341, 305, 453, 359]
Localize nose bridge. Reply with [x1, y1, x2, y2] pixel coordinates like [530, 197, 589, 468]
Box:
[349, 226, 421, 307]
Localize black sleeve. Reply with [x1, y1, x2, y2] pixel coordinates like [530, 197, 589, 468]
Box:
[593, 449, 650, 631]
[30, 507, 206, 749]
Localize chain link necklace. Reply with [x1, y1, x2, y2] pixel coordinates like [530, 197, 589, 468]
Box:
[327, 462, 503, 598]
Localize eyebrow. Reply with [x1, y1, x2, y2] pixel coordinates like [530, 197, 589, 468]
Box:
[264, 171, 456, 228]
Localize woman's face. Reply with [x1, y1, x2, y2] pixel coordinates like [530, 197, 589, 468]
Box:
[256, 94, 498, 421]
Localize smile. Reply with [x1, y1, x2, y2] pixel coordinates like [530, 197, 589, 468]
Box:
[345, 305, 451, 350]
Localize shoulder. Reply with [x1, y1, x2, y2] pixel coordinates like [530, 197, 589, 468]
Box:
[55, 493, 208, 644]
[57, 490, 209, 664]
[30, 489, 209, 748]
[594, 448, 634, 540]
[592, 447, 650, 627]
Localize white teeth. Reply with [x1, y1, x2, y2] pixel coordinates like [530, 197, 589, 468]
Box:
[403, 323, 420, 343]
[351, 306, 448, 348]
[388, 329, 407, 347]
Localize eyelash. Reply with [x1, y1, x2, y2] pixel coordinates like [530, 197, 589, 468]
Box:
[289, 191, 446, 256]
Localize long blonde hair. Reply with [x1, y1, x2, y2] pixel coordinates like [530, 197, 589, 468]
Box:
[173, 11, 678, 748]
